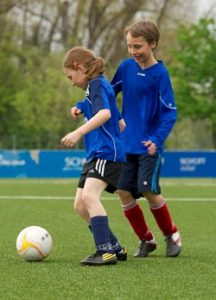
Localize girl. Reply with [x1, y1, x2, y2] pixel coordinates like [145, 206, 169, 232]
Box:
[61, 46, 127, 266]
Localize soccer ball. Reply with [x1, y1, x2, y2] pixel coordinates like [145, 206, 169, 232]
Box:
[16, 226, 53, 262]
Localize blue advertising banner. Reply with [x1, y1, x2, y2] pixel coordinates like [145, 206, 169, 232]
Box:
[0, 150, 86, 178]
[0, 150, 215, 178]
[161, 150, 216, 177]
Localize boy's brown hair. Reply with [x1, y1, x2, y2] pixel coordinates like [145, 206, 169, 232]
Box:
[125, 21, 160, 49]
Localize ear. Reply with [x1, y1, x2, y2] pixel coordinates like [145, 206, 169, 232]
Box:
[63, 68, 71, 76]
[77, 64, 85, 71]
[151, 41, 157, 50]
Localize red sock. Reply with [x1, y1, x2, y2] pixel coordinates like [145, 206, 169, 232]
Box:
[150, 201, 177, 236]
[124, 204, 153, 241]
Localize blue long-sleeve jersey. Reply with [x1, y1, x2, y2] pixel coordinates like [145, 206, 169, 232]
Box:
[111, 58, 177, 154]
[76, 75, 125, 163]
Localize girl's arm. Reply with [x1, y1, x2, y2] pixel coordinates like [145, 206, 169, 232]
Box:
[71, 106, 82, 120]
[61, 109, 111, 148]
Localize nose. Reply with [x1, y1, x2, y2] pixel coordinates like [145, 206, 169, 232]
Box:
[128, 46, 137, 55]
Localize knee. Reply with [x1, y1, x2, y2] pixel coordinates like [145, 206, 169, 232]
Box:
[81, 191, 95, 209]
[81, 191, 90, 204]
[143, 191, 162, 205]
[73, 197, 84, 214]
[117, 189, 134, 205]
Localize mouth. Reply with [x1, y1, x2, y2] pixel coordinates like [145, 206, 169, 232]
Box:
[133, 55, 141, 60]
[131, 55, 140, 62]
[72, 82, 80, 87]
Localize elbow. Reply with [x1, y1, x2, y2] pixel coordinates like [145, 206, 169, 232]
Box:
[104, 109, 111, 121]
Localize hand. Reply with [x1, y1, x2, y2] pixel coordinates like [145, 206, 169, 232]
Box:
[61, 130, 83, 148]
[71, 107, 82, 120]
[119, 118, 126, 132]
[142, 140, 157, 155]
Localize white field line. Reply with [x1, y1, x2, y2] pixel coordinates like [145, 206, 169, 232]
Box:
[0, 195, 216, 201]
[0, 180, 215, 186]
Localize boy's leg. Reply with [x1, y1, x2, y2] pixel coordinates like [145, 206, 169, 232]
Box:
[118, 190, 156, 257]
[145, 192, 182, 257]
[138, 154, 182, 257]
[117, 154, 156, 257]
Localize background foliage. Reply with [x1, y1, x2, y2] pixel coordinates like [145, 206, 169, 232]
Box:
[0, 0, 215, 149]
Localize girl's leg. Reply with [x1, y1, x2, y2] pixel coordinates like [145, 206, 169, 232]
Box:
[74, 187, 90, 223]
[81, 177, 107, 217]
[80, 178, 117, 265]
[82, 177, 111, 251]
[74, 186, 125, 259]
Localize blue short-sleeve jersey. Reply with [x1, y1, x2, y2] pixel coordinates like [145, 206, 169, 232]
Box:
[76, 75, 125, 163]
[111, 58, 177, 154]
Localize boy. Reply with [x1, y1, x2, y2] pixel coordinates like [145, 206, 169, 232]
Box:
[111, 21, 182, 257]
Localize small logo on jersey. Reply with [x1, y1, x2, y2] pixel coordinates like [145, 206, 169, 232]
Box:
[89, 169, 95, 173]
[143, 181, 148, 185]
[84, 117, 89, 123]
[86, 85, 90, 96]
[137, 72, 146, 77]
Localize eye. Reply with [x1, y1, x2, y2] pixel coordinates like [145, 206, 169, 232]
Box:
[67, 75, 72, 80]
[134, 45, 142, 50]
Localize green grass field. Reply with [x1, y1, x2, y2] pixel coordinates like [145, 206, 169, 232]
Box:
[0, 178, 216, 300]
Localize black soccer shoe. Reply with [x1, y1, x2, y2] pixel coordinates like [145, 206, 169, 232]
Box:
[165, 231, 182, 257]
[80, 252, 117, 266]
[134, 240, 157, 257]
[116, 247, 127, 261]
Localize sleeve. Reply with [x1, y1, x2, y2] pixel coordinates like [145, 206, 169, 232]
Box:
[75, 99, 86, 113]
[111, 65, 123, 96]
[90, 80, 110, 116]
[150, 71, 177, 146]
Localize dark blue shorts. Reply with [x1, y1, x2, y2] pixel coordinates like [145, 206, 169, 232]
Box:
[117, 153, 161, 199]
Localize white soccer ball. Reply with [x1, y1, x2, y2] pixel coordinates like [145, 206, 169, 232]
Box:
[16, 226, 53, 262]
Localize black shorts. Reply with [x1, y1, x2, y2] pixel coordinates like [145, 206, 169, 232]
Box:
[78, 158, 123, 193]
[117, 153, 161, 199]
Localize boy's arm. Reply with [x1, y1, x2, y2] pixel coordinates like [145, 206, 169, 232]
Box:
[142, 73, 177, 155]
[119, 118, 126, 132]
[61, 109, 111, 148]
[116, 105, 126, 132]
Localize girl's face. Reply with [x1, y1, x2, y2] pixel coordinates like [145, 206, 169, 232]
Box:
[126, 32, 156, 68]
[64, 66, 87, 89]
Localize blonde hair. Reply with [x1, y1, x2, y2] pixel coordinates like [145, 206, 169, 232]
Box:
[125, 21, 160, 49]
[63, 46, 105, 80]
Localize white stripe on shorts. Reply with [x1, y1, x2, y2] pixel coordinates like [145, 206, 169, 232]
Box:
[95, 159, 107, 177]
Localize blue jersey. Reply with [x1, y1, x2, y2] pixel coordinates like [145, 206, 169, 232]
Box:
[76, 75, 125, 163]
[111, 58, 177, 154]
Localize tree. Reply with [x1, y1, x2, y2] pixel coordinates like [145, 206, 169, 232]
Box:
[0, 0, 203, 149]
[10, 0, 197, 62]
[169, 18, 216, 148]
[12, 50, 84, 149]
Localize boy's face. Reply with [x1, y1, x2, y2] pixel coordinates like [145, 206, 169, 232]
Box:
[126, 32, 156, 67]
[64, 67, 87, 89]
